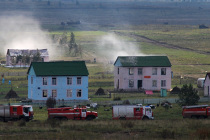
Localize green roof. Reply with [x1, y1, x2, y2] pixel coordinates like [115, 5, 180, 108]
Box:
[28, 61, 89, 76]
[114, 56, 171, 67]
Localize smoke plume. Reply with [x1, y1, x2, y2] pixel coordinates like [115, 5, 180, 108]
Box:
[97, 33, 144, 61]
[0, 15, 55, 59]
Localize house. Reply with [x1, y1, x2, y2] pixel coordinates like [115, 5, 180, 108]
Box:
[27, 61, 89, 101]
[204, 73, 210, 97]
[6, 49, 49, 67]
[114, 56, 172, 91]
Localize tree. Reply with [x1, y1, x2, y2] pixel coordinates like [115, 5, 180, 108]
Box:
[176, 84, 200, 106]
[46, 96, 56, 108]
[68, 32, 82, 57]
[32, 49, 42, 62]
[59, 32, 67, 46]
[68, 32, 76, 53]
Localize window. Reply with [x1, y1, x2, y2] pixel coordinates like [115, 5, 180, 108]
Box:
[67, 89, 72, 97]
[43, 90, 48, 97]
[161, 80, 166, 87]
[129, 68, 134, 75]
[118, 68, 119, 74]
[77, 77, 81, 85]
[67, 77, 72, 85]
[77, 89, 82, 97]
[31, 77, 33, 84]
[138, 68, 142, 75]
[43, 77, 47, 85]
[161, 68, 166, 75]
[13, 107, 17, 112]
[52, 77, 57, 85]
[152, 68, 157, 75]
[52, 90, 57, 97]
[129, 80, 134, 87]
[152, 80, 157, 87]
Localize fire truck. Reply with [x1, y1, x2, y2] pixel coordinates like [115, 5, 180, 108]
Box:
[0, 105, 34, 122]
[182, 105, 210, 119]
[112, 105, 154, 120]
[48, 107, 98, 120]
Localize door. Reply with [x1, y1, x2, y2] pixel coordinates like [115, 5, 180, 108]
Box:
[145, 107, 152, 118]
[138, 80, 142, 89]
[81, 109, 86, 118]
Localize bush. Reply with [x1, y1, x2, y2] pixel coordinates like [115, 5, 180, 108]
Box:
[46, 96, 56, 108]
[113, 97, 121, 101]
[176, 84, 200, 106]
[18, 120, 26, 127]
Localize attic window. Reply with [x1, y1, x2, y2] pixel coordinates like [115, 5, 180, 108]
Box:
[161, 68, 166, 75]
[77, 77, 81, 85]
[52, 77, 57, 85]
[43, 77, 47, 85]
[129, 68, 134, 75]
[31, 77, 33, 84]
[152, 68, 157, 75]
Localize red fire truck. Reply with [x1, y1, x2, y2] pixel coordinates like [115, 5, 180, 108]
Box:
[48, 107, 98, 120]
[182, 105, 210, 119]
[112, 105, 154, 120]
[0, 105, 34, 122]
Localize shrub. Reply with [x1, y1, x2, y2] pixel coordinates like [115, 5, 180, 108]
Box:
[46, 96, 56, 108]
[18, 120, 26, 127]
[113, 97, 121, 101]
[176, 84, 200, 106]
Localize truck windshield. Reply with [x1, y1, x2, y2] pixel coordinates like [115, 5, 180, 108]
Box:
[82, 109, 86, 112]
[146, 108, 151, 113]
[29, 107, 33, 112]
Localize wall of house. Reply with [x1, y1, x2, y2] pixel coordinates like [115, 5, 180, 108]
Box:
[28, 67, 88, 101]
[204, 77, 210, 97]
[6, 55, 12, 66]
[114, 66, 171, 91]
[41, 56, 49, 62]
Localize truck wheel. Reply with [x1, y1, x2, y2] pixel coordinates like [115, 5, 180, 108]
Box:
[199, 116, 205, 119]
[119, 117, 126, 120]
[191, 116, 197, 119]
[86, 116, 94, 121]
[62, 117, 68, 121]
[142, 117, 149, 120]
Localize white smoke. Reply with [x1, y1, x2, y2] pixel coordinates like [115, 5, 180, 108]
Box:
[0, 15, 55, 59]
[97, 33, 145, 61]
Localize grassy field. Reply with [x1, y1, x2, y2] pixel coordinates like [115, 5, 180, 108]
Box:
[0, 104, 210, 139]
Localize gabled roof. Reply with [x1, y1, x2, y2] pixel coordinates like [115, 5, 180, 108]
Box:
[7, 49, 49, 57]
[205, 73, 210, 80]
[114, 56, 171, 67]
[27, 61, 89, 76]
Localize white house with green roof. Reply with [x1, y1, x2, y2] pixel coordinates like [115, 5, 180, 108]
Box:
[27, 61, 89, 101]
[114, 56, 172, 91]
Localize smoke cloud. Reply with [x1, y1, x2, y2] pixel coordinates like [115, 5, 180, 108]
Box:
[0, 15, 55, 59]
[97, 33, 145, 61]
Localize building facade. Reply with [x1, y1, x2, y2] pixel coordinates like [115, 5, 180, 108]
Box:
[114, 56, 172, 91]
[204, 73, 210, 97]
[6, 49, 49, 67]
[27, 61, 89, 101]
